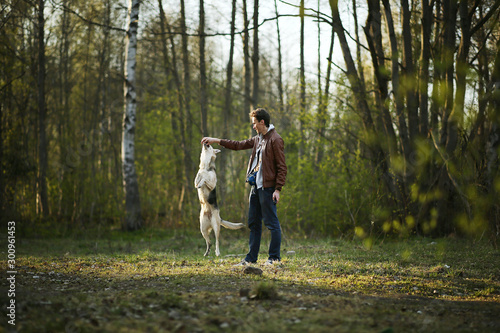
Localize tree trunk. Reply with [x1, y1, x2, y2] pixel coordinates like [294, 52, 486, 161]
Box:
[199, 0, 208, 136]
[180, 0, 193, 187]
[439, 0, 458, 150]
[315, 0, 328, 166]
[486, 36, 500, 241]
[220, 0, 237, 203]
[252, 0, 260, 109]
[274, 0, 284, 116]
[57, 0, 71, 218]
[0, 101, 3, 217]
[243, 0, 251, 118]
[435, 0, 459, 235]
[418, 0, 432, 137]
[447, 0, 475, 153]
[469, 8, 489, 146]
[364, 0, 397, 155]
[317, 0, 322, 111]
[353, 0, 365, 85]
[330, 0, 374, 137]
[299, 0, 306, 159]
[158, 0, 184, 217]
[316, 21, 335, 166]
[382, 0, 411, 163]
[430, 0, 443, 134]
[37, 0, 49, 218]
[122, 0, 142, 231]
[330, 0, 402, 217]
[89, 2, 111, 223]
[401, 0, 419, 142]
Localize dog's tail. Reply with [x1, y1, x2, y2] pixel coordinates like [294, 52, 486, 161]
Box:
[221, 220, 245, 230]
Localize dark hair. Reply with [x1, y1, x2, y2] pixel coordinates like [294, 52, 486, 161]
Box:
[249, 108, 270, 127]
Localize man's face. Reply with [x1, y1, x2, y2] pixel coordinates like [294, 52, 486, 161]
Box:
[251, 117, 266, 134]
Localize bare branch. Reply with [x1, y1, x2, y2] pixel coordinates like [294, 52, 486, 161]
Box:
[430, 132, 472, 219]
[0, 72, 26, 93]
[151, 13, 301, 37]
[49, 0, 126, 32]
[470, 0, 500, 35]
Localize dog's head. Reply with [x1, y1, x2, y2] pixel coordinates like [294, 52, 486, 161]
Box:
[199, 144, 220, 170]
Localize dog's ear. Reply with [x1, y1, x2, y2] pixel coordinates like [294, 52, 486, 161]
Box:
[214, 149, 221, 154]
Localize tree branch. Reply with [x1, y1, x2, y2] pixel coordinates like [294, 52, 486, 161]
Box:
[151, 13, 301, 37]
[0, 72, 26, 93]
[430, 131, 472, 219]
[470, 0, 500, 35]
[50, 0, 126, 32]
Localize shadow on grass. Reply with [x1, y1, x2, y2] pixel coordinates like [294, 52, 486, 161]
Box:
[2, 263, 500, 333]
[1, 230, 499, 332]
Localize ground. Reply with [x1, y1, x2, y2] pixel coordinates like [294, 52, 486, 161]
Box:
[1, 229, 499, 332]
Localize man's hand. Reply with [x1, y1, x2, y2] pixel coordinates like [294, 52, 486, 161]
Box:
[201, 137, 221, 145]
[273, 190, 280, 204]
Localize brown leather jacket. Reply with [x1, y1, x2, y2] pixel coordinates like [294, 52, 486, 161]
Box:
[220, 128, 287, 191]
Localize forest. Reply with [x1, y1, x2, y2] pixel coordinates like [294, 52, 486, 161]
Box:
[1, 0, 499, 242]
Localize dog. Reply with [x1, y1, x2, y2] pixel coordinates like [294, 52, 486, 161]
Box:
[194, 144, 245, 256]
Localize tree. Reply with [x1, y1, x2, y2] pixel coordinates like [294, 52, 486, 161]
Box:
[179, 0, 194, 202]
[242, 0, 252, 117]
[315, 0, 335, 166]
[219, 0, 237, 202]
[418, 0, 432, 137]
[199, 0, 208, 136]
[274, 0, 285, 116]
[252, 0, 260, 109]
[158, 0, 184, 217]
[122, 0, 142, 231]
[2, 0, 499, 239]
[37, 0, 49, 217]
[299, 0, 306, 159]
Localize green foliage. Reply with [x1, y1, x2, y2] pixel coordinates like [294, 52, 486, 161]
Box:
[1, 0, 499, 242]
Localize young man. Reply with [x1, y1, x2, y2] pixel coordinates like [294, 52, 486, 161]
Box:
[201, 108, 287, 265]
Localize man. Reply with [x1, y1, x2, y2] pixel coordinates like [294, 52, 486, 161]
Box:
[201, 108, 287, 265]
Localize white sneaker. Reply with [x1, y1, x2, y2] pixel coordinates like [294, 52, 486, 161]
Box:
[264, 259, 281, 265]
[234, 259, 250, 266]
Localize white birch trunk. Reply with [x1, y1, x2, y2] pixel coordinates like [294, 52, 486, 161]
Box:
[122, 0, 142, 230]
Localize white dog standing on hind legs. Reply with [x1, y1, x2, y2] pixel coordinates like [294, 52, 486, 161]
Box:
[194, 143, 245, 256]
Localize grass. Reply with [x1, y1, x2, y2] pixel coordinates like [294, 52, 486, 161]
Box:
[1, 228, 499, 332]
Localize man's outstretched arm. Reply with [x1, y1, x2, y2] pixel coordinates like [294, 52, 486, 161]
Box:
[201, 137, 221, 145]
[201, 137, 255, 151]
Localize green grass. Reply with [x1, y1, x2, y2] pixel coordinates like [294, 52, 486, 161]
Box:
[1, 228, 499, 332]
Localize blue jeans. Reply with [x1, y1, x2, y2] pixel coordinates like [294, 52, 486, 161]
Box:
[245, 187, 281, 262]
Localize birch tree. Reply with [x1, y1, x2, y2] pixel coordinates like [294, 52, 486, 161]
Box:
[122, 0, 142, 231]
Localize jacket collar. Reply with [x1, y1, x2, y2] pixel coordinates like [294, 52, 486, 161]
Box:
[261, 124, 275, 139]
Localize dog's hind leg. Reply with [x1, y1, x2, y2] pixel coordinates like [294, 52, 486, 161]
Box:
[203, 239, 211, 256]
[201, 224, 212, 256]
[213, 217, 221, 256]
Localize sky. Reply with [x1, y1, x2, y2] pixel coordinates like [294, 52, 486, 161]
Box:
[154, 0, 366, 84]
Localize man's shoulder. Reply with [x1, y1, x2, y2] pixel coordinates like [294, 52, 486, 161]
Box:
[267, 129, 283, 141]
